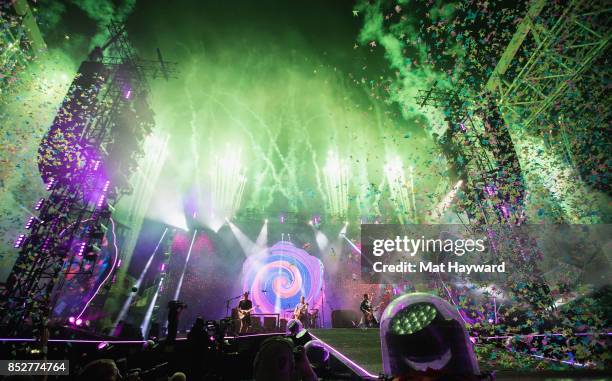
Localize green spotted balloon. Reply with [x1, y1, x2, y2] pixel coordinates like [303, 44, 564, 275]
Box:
[390, 303, 437, 335]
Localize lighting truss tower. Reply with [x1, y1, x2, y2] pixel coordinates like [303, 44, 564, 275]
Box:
[486, 0, 610, 128]
[415, 0, 609, 308]
[0, 21, 176, 335]
[416, 85, 525, 226]
[485, 0, 611, 215]
[416, 86, 553, 309]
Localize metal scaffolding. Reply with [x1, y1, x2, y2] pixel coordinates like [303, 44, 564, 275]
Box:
[416, 85, 525, 226]
[486, 0, 611, 220]
[0, 21, 173, 334]
[486, 0, 610, 128]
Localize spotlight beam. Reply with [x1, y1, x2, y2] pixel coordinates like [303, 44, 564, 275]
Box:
[174, 229, 197, 300]
[255, 220, 268, 249]
[140, 275, 164, 339]
[112, 227, 169, 329]
[310, 223, 329, 252]
[340, 234, 361, 254]
[229, 221, 257, 256]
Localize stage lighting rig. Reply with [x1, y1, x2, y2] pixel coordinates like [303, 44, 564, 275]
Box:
[0, 20, 177, 335]
[417, 83, 551, 310]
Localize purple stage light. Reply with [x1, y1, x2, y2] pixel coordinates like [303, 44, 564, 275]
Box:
[380, 293, 480, 376]
[14, 234, 25, 248]
[97, 341, 109, 350]
[160, 263, 166, 272]
[45, 178, 55, 191]
[41, 237, 51, 252]
[77, 242, 86, 256]
[95, 181, 111, 208]
[25, 217, 35, 229]
[34, 198, 45, 210]
[75, 318, 83, 326]
[68, 316, 76, 324]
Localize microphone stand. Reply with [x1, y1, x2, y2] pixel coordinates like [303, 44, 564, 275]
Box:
[225, 294, 243, 318]
[320, 287, 325, 328]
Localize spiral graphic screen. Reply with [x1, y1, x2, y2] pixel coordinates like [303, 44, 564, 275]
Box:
[242, 241, 325, 313]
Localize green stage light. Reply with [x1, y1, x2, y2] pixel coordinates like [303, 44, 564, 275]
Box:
[390, 303, 437, 335]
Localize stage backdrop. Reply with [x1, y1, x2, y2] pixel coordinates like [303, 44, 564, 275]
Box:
[241, 241, 325, 317]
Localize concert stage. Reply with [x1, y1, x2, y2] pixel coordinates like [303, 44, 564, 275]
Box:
[309, 328, 612, 381]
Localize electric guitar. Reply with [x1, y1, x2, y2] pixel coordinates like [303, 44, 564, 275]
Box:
[293, 303, 309, 320]
[238, 305, 258, 320]
[364, 302, 382, 322]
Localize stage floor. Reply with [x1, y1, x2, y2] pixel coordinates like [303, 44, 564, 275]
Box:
[310, 328, 383, 376]
[309, 328, 611, 380]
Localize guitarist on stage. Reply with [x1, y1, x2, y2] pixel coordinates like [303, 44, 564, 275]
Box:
[237, 291, 254, 334]
[359, 293, 379, 328]
[293, 295, 309, 327]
